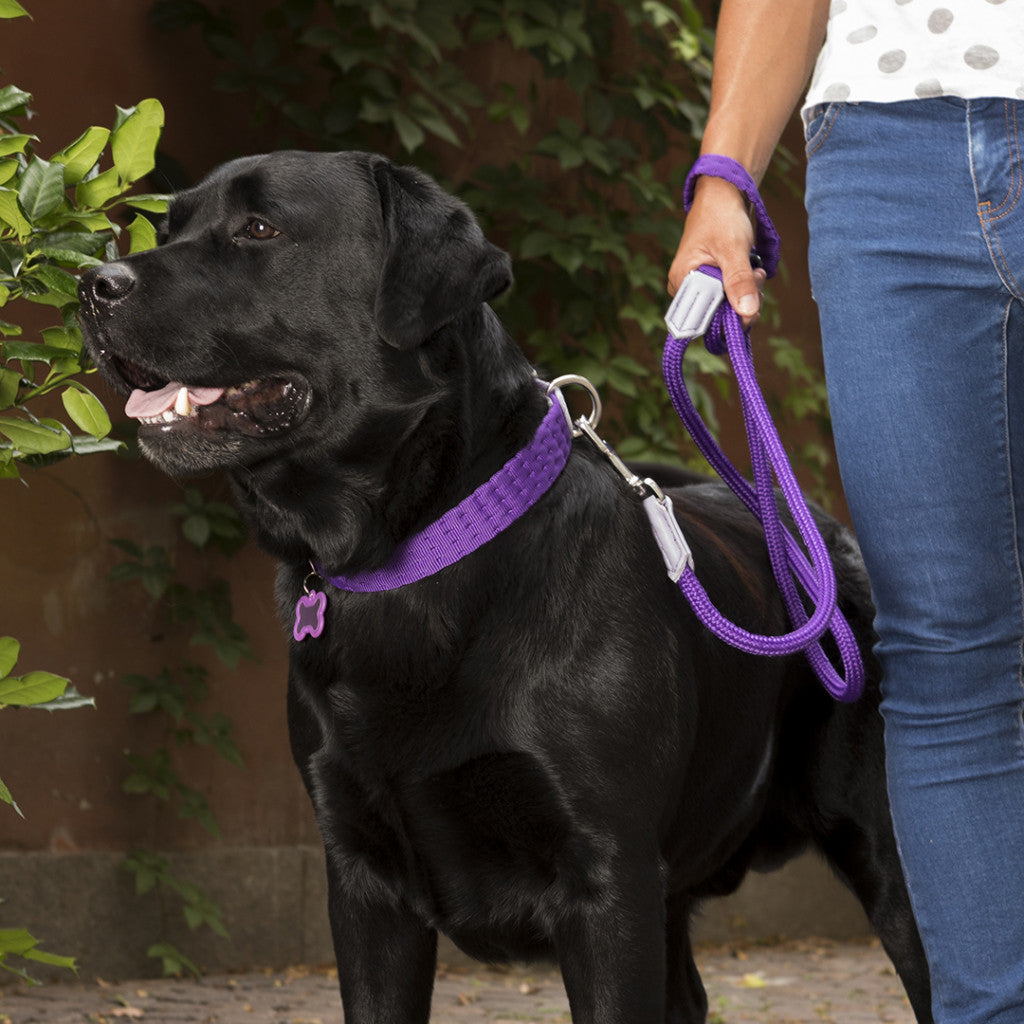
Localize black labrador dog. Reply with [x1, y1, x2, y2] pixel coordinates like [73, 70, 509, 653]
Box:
[78, 151, 931, 1023]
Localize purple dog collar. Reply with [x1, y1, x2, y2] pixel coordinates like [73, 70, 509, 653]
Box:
[292, 385, 573, 635]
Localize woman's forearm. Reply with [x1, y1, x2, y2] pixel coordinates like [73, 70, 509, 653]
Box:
[701, 0, 830, 183]
[667, 0, 829, 314]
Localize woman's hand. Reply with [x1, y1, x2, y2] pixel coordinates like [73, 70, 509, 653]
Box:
[667, 175, 767, 330]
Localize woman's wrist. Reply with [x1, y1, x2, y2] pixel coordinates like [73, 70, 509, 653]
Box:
[684, 154, 780, 279]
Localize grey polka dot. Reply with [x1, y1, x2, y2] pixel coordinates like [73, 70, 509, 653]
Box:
[1017, 85, 1024, 99]
[915, 78, 944, 97]
[848, 25, 878, 43]
[895, 0, 913, 5]
[823, 83, 852, 101]
[878, 50, 907, 73]
[964, 44, 1000, 70]
[830, 0, 847, 14]
[928, 8, 953, 32]
[986, 0, 1007, 4]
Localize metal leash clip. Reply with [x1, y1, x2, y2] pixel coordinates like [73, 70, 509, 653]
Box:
[546, 374, 694, 579]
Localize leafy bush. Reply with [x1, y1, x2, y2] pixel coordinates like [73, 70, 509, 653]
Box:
[0, 0, 167, 980]
[0, 92, 165, 477]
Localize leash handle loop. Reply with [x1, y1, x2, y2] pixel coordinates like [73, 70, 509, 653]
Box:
[664, 270, 865, 702]
[682, 154, 781, 280]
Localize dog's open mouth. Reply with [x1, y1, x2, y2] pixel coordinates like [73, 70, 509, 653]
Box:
[112, 355, 311, 437]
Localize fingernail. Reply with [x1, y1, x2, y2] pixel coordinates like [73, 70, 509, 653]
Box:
[737, 294, 758, 317]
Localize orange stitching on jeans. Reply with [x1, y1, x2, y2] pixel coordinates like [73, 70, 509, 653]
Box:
[806, 104, 840, 158]
[977, 102, 1024, 298]
[978, 101, 1022, 223]
[986, 227, 1022, 296]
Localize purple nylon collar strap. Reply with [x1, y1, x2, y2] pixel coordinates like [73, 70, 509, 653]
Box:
[315, 388, 573, 593]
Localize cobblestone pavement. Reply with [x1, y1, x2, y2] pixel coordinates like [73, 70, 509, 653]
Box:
[0, 940, 917, 1024]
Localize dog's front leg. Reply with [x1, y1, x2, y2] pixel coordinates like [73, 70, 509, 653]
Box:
[553, 861, 667, 1024]
[327, 870, 437, 1024]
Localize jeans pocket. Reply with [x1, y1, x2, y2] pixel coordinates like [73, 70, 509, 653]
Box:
[803, 102, 844, 157]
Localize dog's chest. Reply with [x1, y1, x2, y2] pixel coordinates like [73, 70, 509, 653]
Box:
[299, 669, 612, 958]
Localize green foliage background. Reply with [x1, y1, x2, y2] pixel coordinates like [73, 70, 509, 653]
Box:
[151, 0, 829, 472]
[152, 0, 733, 457]
[0, 0, 832, 982]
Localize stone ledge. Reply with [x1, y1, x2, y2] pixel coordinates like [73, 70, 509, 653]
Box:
[0, 847, 869, 981]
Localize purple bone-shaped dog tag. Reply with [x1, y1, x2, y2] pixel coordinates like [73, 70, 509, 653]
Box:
[293, 590, 326, 641]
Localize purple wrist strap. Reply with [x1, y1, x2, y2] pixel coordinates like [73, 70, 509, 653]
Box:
[683, 154, 781, 279]
[318, 394, 572, 593]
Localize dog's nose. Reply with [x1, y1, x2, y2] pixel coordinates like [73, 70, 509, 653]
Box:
[79, 262, 137, 307]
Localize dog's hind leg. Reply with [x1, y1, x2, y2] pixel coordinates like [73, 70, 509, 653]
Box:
[817, 824, 934, 1023]
[326, 872, 438, 1024]
[665, 894, 709, 1024]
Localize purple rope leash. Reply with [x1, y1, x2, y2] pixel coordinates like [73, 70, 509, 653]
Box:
[666, 156, 864, 702]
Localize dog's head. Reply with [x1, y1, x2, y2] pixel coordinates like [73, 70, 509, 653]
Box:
[78, 151, 513, 477]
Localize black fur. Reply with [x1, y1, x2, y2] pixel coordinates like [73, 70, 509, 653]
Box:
[79, 151, 932, 1023]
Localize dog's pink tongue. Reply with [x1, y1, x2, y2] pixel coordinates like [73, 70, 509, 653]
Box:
[125, 383, 225, 419]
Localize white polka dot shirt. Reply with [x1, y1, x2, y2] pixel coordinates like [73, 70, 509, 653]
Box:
[803, 0, 1024, 109]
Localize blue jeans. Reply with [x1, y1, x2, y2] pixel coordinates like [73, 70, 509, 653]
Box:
[805, 97, 1024, 1024]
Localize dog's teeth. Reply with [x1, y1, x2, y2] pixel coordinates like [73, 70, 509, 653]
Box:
[174, 387, 192, 417]
[161, 410, 176, 423]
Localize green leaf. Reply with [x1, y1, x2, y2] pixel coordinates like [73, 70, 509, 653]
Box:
[0, 133, 32, 157]
[392, 110, 424, 153]
[22, 948, 77, 970]
[0, 187, 31, 237]
[3, 342, 78, 364]
[0, 85, 31, 117]
[125, 194, 169, 214]
[0, 671, 68, 707]
[0, 774, 22, 817]
[122, 849, 170, 895]
[18, 157, 66, 221]
[22, 264, 79, 307]
[51, 126, 111, 185]
[39, 229, 110, 256]
[127, 213, 157, 253]
[75, 166, 121, 209]
[0, 635, 19, 678]
[147, 941, 201, 979]
[38, 247, 103, 270]
[28, 684, 95, 712]
[181, 514, 211, 548]
[62, 386, 111, 438]
[111, 98, 165, 184]
[0, 417, 71, 454]
[68, 436, 124, 457]
[38, 326, 82, 351]
[0, 929, 35, 956]
[0, 0, 30, 17]
[0, 368, 18, 410]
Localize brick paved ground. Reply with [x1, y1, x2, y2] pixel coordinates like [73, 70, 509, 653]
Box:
[0, 940, 917, 1024]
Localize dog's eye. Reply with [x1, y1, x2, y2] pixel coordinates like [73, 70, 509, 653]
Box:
[241, 218, 280, 241]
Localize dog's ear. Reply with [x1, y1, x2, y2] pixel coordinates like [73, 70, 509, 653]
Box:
[370, 158, 513, 350]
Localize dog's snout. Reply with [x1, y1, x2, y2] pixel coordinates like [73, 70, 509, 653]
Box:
[80, 262, 137, 308]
